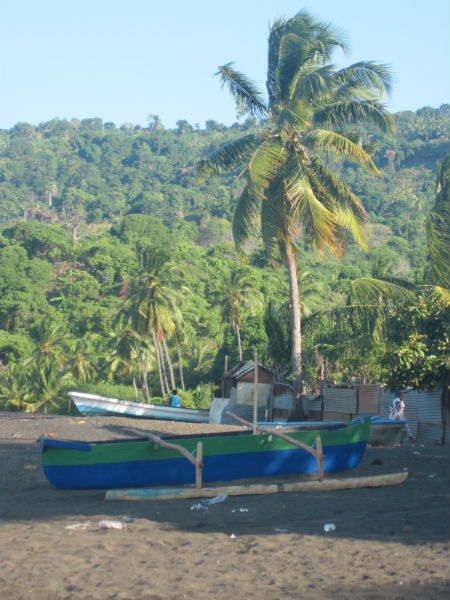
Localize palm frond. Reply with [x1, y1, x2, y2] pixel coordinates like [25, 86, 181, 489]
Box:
[300, 154, 369, 249]
[426, 167, 450, 288]
[420, 285, 450, 309]
[267, 10, 347, 108]
[216, 63, 267, 119]
[247, 137, 287, 190]
[304, 128, 380, 173]
[284, 158, 340, 255]
[196, 134, 262, 178]
[314, 100, 395, 135]
[289, 64, 334, 103]
[232, 187, 261, 253]
[350, 278, 417, 307]
[277, 100, 312, 130]
[333, 61, 393, 97]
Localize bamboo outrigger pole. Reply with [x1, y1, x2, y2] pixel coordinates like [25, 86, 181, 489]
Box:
[105, 472, 408, 501]
[124, 428, 204, 488]
[225, 411, 325, 481]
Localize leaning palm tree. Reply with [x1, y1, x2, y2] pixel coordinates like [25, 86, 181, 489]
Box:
[220, 265, 264, 361]
[198, 10, 394, 400]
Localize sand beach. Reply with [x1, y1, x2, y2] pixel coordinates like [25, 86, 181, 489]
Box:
[0, 411, 448, 600]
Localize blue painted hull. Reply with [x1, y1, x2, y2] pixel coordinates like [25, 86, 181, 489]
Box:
[42, 419, 370, 489]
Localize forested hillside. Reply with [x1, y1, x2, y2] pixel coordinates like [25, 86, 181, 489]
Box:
[0, 104, 448, 412]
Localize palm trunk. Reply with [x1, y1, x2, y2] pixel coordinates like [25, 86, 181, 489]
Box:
[156, 336, 171, 399]
[138, 347, 150, 402]
[176, 339, 186, 392]
[152, 332, 166, 401]
[285, 247, 304, 417]
[132, 376, 139, 402]
[162, 336, 176, 391]
[236, 324, 243, 362]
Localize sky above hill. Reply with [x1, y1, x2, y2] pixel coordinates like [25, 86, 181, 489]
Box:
[2, 0, 449, 130]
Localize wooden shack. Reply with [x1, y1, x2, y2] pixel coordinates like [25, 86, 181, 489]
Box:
[210, 362, 274, 424]
[221, 361, 274, 406]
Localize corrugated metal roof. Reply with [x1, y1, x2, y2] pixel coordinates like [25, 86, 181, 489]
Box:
[224, 362, 273, 380]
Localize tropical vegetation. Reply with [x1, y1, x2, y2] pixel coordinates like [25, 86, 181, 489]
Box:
[0, 11, 448, 415]
[198, 11, 397, 408]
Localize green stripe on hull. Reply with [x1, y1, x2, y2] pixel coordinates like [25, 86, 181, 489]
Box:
[42, 418, 370, 468]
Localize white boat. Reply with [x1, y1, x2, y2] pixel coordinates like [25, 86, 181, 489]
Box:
[367, 416, 406, 445]
[68, 391, 209, 423]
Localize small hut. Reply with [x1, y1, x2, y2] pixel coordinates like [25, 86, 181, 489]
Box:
[210, 361, 274, 424]
[222, 361, 274, 405]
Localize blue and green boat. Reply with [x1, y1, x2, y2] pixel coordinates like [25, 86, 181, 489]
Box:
[40, 417, 370, 490]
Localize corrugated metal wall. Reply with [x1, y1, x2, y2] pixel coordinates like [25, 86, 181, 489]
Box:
[220, 401, 267, 425]
[380, 388, 449, 443]
[323, 385, 357, 412]
[274, 392, 294, 410]
[417, 422, 449, 444]
[322, 385, 448, 443]
[380, 389, 419, 437]
[357, 385, 381, 414]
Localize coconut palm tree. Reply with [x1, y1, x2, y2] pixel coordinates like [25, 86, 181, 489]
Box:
[0, 362, 30, 411]
[220, 265, 264, 361]
[305, 155, 449, 399]
[120, 246, 185, 400]
[198, 10, 394, 402]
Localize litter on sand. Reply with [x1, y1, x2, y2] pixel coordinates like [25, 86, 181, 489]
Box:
[99, 519, 127, 529]
[64, 522, 91, 531]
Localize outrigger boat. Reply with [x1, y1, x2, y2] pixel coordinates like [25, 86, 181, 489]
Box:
[68, 391, 209, 424]
[40, 415, 371, 490]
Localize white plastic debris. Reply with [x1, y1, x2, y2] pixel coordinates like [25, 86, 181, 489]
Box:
[190, 503, 208, 511]
[204, 494, 228, 505]
[323, 523, 336, 532]
[428, 473, 436, 479]
[99, 519, 126, 529]
[64, 522, 91, 531]
[274, 528, 288, 533]
[230, 533, 236, 539]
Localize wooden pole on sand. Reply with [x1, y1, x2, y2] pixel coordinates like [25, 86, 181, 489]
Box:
[105, 471, 408, 501]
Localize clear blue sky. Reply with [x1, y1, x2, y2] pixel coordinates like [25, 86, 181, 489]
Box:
[2, 0, 449, 130]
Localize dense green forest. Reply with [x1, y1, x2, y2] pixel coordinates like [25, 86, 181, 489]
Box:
[0, 103, 448, 412]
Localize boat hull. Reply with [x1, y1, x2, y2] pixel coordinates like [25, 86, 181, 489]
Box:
[68, 391, 209, 423]
[368, 417, 405, 445]
[41, 417, 371, 490]
[260, 417, 406, 446]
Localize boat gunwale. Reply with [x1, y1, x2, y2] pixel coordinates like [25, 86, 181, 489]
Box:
[40, 418, 368, 448]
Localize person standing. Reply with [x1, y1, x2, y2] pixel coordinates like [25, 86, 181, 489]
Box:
[389, 390, 413, 440]
[170, 389, 180, 408]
